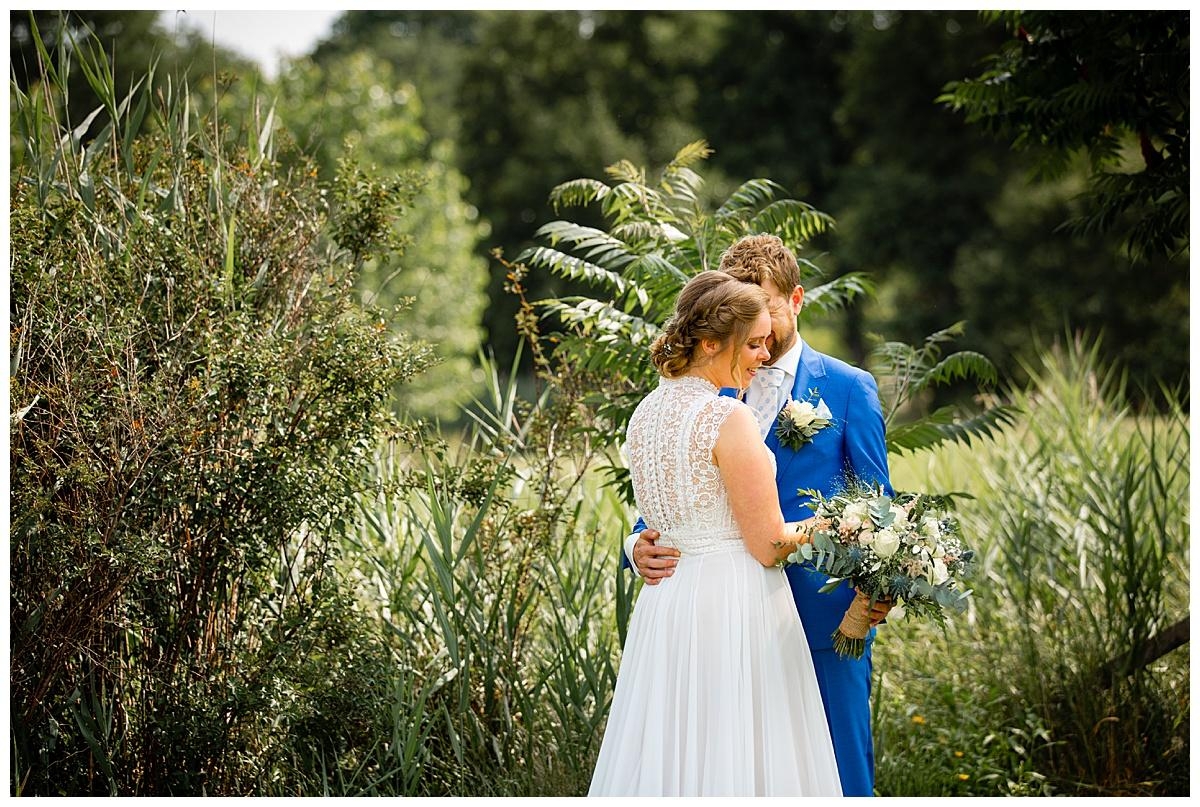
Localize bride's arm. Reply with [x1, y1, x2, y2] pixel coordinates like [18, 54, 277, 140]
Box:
[714, 406, 813, 567]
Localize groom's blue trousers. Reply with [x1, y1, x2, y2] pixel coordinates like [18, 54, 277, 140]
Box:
[810, 645, 876, 796]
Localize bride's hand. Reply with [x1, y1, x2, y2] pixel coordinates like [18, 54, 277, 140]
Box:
[781, 517, 816, 546]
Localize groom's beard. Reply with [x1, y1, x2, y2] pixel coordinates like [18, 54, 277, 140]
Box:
[766, 330, 797, 365]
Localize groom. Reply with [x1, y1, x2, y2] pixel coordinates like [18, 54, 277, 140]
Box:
[624, 234, 893, 796]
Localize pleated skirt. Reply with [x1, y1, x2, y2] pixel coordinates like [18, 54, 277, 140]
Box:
[589, 546, 843, 796]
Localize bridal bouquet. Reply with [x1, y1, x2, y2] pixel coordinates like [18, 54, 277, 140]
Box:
[784, 484, 975, 658]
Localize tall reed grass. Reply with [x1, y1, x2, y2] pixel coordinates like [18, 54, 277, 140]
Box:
[874, 336, 1189, 795]
[335, 354, 636, 795]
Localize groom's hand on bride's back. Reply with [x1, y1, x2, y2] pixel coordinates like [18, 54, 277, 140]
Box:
[634, 529, 680, 585]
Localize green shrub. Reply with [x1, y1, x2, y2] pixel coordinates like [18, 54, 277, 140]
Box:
[10, 28, 431, 795]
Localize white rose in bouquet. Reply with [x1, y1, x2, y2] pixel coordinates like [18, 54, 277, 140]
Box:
[840, 500, 869, 534]
[931, 557, 950, 585]
[873, 527, 901, 558]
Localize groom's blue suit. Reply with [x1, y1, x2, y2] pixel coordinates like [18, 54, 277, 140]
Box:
[626, 339, 891, 796]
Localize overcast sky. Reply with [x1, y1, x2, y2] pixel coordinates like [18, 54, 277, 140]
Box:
[159, 10, 342, 78]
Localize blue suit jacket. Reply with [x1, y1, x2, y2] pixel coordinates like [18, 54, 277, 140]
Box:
[626, 340, 892, 651]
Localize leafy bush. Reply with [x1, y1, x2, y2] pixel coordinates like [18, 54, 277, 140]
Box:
[10, 29, 431, 795]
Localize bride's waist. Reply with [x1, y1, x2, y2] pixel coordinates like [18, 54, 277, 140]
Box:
[655, 525, 745, 556]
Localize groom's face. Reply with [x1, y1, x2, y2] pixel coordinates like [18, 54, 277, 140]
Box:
[759, 278, 804, 365]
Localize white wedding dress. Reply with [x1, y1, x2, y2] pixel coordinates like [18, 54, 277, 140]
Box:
[589, 375, 842, 797]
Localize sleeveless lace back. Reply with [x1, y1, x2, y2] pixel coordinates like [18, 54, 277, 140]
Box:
[589, 373, 841, 796]
[625, 375, 748, 555]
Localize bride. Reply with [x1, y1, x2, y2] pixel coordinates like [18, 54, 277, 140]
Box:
[589, 270, 842, 797]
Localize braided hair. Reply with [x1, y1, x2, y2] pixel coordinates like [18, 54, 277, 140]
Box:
[650, 270, 769, 379]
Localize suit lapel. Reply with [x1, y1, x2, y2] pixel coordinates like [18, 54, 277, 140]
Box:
[776, 341, 827, 481]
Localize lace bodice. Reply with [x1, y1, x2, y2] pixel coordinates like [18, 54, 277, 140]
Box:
[627, 375, 772, 556]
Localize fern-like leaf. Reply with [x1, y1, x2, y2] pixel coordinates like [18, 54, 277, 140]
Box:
[518, 246, 630, 295]
[660, 165, 705, 211]
[749, 200, 836, 244]
[714, 178, 786, 220]
[886, 403, 1021, 455]
[605, 159, 646, 185]
[549, 178, 611, 212]
[664, 139, 715, 171]
[531, 221, 636, 270]
[915, 351, 999, 393]
[802, 272, 875, 317]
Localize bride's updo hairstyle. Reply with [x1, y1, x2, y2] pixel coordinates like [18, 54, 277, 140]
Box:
[651, 270, 769, 379]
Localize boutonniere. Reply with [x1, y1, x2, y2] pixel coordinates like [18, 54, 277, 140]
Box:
[774, 390, 834, 450]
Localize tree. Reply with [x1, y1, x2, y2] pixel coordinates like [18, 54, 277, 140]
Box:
[939, 10, 1189, 262]
[826, 10, 1018, 362]
[264, 51, 490, 416]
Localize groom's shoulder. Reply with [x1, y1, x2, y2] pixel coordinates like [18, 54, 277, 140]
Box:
[808, 345, 875, 385]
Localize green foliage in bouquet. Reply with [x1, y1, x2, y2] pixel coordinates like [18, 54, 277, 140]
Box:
[788, 485, 976, 657]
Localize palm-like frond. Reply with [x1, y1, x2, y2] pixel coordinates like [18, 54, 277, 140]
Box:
[539, 298, 659, 348]
[539, 298, 660, 389]
[610, 220, 686, 249]
[659, 164, 705, 212]
[605, 159, 646, 185]
[549, 178, 611, 212]
[518, 245, 630, 297]
[714, 178, 787, 220]
[663, 139, 715, 172]
[749, 200, 836, 244]
[602, 181, 676, 225]
[529, 221, 636, 270]
[920, 351, 999, 391]
[802, 272, 875, 317]
[869, 321, 1014, 455]
[886, 403, 1021, 456]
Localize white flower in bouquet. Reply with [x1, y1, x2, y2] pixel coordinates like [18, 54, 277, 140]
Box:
[783, 484, 975, 659]
[840, 500, 868, 535]
[873, 527, 901, 558]
[931, 557, 950, 585]
[843, 500, 869, 522]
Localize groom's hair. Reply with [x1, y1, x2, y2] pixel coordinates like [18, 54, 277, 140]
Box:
[717, 234, 802, 293]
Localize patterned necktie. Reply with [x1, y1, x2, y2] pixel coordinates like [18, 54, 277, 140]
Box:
[749, 366, 787, 437]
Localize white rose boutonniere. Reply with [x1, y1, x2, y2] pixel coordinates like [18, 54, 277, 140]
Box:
[774, 392, 834, 451]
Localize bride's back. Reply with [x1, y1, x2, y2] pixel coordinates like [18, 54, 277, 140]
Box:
[626, 375, 746, 555]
